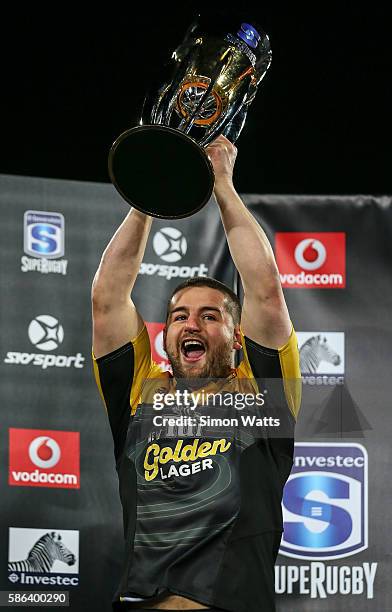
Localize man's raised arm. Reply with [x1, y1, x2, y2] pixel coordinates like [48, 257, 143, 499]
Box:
[207, 135, 291, 349]
[91, 209, 152, 358]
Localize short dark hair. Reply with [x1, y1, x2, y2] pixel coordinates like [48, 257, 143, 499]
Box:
[166, 276, 242, 325]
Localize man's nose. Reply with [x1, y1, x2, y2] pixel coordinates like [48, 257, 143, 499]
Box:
[184, 316, 200, 332]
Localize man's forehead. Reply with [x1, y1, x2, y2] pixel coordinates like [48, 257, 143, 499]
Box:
[169, 286, 225, 309]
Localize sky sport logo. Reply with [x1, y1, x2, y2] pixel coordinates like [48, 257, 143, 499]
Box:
[145, 322, 171, 372]
[153, 227, 187, 262]
[139, 227, 208, 280]
[297, 332, 345, 385]
[8, 527, 79, 587]
[275, 443, 377, 600]
[28, 315, 64, 351]
[9, 428, 80, 489]
[3, 315, 85, 369]
[275, 232, 346, 289]
[22, 210, 68, 275]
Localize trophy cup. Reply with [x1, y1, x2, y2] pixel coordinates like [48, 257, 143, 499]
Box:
[108, 12, 272, 219]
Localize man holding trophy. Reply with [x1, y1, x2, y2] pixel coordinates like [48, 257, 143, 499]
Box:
[92, 12, 301, 612]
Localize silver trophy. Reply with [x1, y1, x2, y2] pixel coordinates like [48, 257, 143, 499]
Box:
[108, 12, 272, 218]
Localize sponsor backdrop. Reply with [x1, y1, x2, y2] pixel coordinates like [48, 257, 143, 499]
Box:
[0, 174, 391, 611]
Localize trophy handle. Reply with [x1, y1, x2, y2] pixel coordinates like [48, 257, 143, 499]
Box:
[153, 47, 201, 126]
[141, 19, 202, 127]
[222, 105, 249, 144]
[198, 73, 252, 147]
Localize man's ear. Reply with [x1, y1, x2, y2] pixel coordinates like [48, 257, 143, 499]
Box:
[233, 325, 242, 351]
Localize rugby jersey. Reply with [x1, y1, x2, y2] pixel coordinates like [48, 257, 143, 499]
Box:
[93, 325, 301, 612]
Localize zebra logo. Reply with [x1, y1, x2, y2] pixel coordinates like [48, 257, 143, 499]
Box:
[8, 531, 75, 573]
[8, 528, 79, 585]
[297, 332, 345, 375]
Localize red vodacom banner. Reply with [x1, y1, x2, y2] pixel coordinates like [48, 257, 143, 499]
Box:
[145, 322, 171, 371]
[9, 428, 80, 489]
[275, 232, 346, 289]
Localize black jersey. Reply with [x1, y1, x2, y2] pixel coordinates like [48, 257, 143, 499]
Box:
[93, 326, 301, 612]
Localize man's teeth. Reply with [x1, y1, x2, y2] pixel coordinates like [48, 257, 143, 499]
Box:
[183, 340, 204, 349]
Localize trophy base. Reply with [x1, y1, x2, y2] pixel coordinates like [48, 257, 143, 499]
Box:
[108, 125, 214, 219]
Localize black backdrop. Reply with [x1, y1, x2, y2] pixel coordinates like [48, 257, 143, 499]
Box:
[1, 4, 392, 195]
[1, 173, 391, 610]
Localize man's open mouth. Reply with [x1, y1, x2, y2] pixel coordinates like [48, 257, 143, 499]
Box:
[181, 339, 206, 362]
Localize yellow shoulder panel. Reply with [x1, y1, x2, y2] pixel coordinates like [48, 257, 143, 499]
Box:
[278, 327, 302, 419]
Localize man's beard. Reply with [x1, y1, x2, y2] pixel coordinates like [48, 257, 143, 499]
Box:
[167, 340, 234, 382]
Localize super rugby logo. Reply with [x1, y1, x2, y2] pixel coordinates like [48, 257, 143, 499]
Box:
[275, 443, 377, 601]
[237, 23, 261, 50]
[22, 210, 68, 275]
[3, 315, 85, 369]
[139, 227, 208, 280]
[280, 443, 368, 560]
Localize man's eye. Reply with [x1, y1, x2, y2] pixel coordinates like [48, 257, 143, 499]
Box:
[203, 314, 216, 320]
[174, 315, 187, 321]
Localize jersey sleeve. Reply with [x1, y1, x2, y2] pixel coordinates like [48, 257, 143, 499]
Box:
[92, 326, 155, 459]
[237, 326, 302, 419]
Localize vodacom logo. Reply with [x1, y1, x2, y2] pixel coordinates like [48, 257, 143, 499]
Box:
[145, 323, 171, 371]
[294, 239, 327, 270]
[276, 232, 345, 289]
[28, 437, 61, 469]
[9, 428, 79, 489]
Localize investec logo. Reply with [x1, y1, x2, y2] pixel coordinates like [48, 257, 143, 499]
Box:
[22, 210, 68, 275]
[275, 233, 346, 288]
[3, 315, 85, 369]
[139, 227, 209, 280]
[9, 428, 80, 489]
[297, 332, 345, 385]
[145, 322, 172, 372]
[8, 528, 79, 586]
[275, 443, 377, 600]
